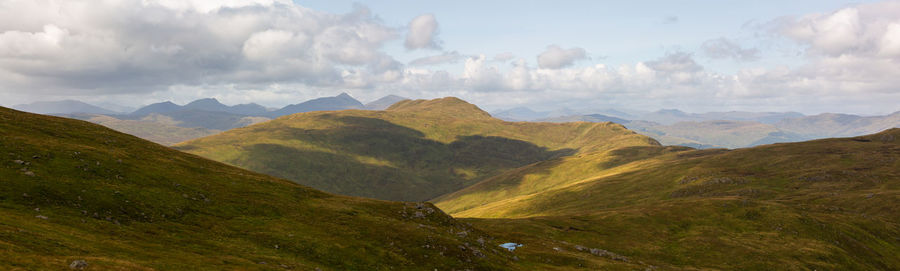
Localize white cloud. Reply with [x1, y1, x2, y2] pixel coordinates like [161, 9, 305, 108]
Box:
[701, 37, 760, 61]
[537, 45, 587, 69]
[0, 0, 399, 94]
[405, 14, 440, 50]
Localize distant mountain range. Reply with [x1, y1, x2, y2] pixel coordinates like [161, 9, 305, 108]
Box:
[12, 100, 123, 115]
[16, 96, 899, 149]
[18, 93, 405, 145]
[516, 107, 900, 149]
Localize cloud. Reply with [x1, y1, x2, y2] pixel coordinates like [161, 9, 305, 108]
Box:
[701, 38, 760, 61]
[778, 2, 900, 58]
[492, 52, 516, 62]
[537, 45, 588, 69]
[408, 51, 465, 66]
[0, 0, 400, 95]
[405, 14, 441, 50]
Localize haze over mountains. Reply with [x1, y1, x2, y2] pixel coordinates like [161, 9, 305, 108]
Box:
[13, 94, 899, 149]
[532, 108, 900, 149]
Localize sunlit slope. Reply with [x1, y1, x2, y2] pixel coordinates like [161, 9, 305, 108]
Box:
[175, 97, 659, 201]
[438, 129, 900, 270]
[0, 106, 524, 270]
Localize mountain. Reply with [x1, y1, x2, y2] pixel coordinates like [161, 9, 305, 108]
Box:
[66, 113, 222, 146]
[625, 120, 806, 149]
[12, 100, 118, 115]
[539, 114, 630, 124]
[491, 107, 583, 121]
[175, 97, 659, 201]
[637, 109, 704, 125]
[0, 106, 530, 270]
[437, 128, 900, 270]
[696, 111, 805, 124]
[491, 107, 547, 121]
[181, 98, 269, 116]
[182, 98, 231, 112]
[548, 111, 899, 149]
[269, 93, 364, 117]
[775, 111, 900, 138]
[95, 102, 136, 114]
[364, 95, 407, 110]
[130, 101, 181, 116]
[229, 103, 269, 116]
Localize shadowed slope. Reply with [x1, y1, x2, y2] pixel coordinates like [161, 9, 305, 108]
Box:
[0, 106, 530, 270]
[176, 97, 659, 201]
[437, 129, 900, 270]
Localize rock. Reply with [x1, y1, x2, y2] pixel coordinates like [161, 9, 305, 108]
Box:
[69, 259, 88, 270]
[23, 171, 35, 176]
[12, 159, 24, 164]
[35, 215, 48, 220]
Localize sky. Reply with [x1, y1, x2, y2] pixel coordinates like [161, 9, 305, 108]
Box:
[0, 0, 898, 115]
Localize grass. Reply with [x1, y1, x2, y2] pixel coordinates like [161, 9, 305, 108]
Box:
[175, 97, 659, 201]
[0, 106, 554, 270]
[436, 128, 900, 270]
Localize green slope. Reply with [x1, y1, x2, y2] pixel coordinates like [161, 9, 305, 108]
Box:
[436, 129, 900, 269]
[174, 97, 659, 201]
[0, 106, 534, 270]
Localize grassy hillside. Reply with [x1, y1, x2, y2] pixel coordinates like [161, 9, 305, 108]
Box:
[66, 114, 222, 146]
[0, 106, 538, 270]
[626, 120, 806, 149]
[437, 129, 900, 270]
[175, 97, 659, 201]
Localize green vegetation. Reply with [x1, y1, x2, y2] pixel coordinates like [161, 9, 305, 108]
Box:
[175, 97, 658, 201]
[437, 128, 900, 270]
[66, 114, 223, 146]
[1, 106, 536, 270]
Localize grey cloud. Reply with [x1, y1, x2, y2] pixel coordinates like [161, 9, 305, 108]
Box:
[405, 14, 441, 50]
[537, 45, 588, 69]
[702, 38, 760, 61]
[0, 0, 399, 95]
[645, 52, 703, 73]
[408, 51, 465, 66]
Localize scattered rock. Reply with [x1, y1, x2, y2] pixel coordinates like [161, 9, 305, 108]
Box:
[12, 159, 24, 164]
[69, 259, 88, 270]
[23, 171, 35, 176]
[35, 215, 48, 220]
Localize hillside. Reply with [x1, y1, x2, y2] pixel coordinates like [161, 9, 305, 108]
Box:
[776, 112, 900, 138]
[65, 114, 223, 146]
[12, 100, 119, 115]
[436, 129, 900, 270]
[0, 106, 539, 270]
[175, 97, 659, 201]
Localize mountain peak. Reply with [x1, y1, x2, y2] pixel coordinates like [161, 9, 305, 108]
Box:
[386, 97, 491, 119]
[336, 92, 353, 99]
